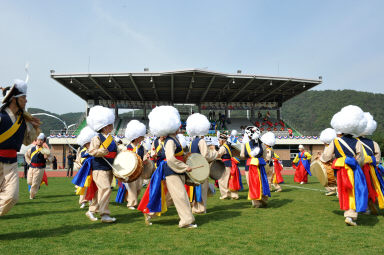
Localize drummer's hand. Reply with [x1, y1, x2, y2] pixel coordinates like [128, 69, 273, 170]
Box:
[101, 148, 109, 155]
[186, 166, 192, 172]
[30, 116, 41, 129]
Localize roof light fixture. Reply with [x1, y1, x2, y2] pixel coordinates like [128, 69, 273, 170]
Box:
[270, 80, 273, 86]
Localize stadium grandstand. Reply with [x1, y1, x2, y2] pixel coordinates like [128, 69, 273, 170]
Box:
[49, 69, 324, 168]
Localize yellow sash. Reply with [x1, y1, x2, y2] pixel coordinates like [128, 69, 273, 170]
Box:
[80, 147, 87, 164]
[223, 143, 232, 158]
[273, 152, 280, 159]
[356, 138, 373, 165]
[31, 147, 42, 160]
[356, 139, 384, 208]
[0, 114, 23, 143]
[100, 134, 113, 149]
[156, 142, 163, 153]
[245, 142, 259, 166]
[334, 138, 346, 158]
[334, 138, 356, 210]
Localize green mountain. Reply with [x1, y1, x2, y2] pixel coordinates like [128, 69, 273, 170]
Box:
[282, 89, 384, 151]
[27, 108, 83, 135]
[282, 89, 384, 134]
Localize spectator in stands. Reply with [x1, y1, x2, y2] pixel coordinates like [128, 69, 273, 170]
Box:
[208, 110, 213, 121]
[258, 111, 262, 119]
[66, 151, 75, 177]
[52, 156, 57, 170]
[212, 111, 216, 120]
[288, 128, 293, 137]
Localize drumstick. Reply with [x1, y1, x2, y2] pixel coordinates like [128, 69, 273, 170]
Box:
[191, 165, 204, 170]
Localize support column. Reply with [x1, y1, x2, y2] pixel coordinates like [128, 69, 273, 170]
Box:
[277, 108, 281, 121]
[250, 108, 255, 121]
[198, 104, 201, 113]
[143, 106, 147, 119]
[114, 104, 118, 120]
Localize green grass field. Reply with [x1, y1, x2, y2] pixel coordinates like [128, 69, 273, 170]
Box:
[1, 176, 384, 255]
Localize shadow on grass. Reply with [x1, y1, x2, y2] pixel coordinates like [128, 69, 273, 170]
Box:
[267, 199, 294, 208]
[196, 210, 242, 226]
[153, 210, 242, 227]
[0, 223, 109, 241]
[16, 199, 70, 205]
[39, 194, 76, 198]
[332, 210, 380, 226]
[1, 208, 79, 220]
[208, 201, 250, 213]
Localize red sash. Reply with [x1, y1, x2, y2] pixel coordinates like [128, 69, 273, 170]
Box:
[31, 162, 45, 168]
[0, 149, 17, 158]
[104, 151, 117, 159]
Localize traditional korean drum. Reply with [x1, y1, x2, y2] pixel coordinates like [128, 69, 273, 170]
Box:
[231, 143, 241, 158]
[112, 151, 143, 183]
[141, 159, 155, 179]
[209, 160, 225, 180]
[184, 153, 210, 185]
[310, 160, 328, 186]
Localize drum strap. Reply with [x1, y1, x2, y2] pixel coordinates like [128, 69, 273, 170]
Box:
[357, 139, 374, 154]
[335, 138, 355, 157]
[0, 114, 23, 143]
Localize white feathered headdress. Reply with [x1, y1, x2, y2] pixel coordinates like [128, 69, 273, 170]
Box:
[148, 106, 181, 136]
[77, 126, 97, 147]
[319, 128, 337, 144]
[186, 113, 210, 137]
[330, 105, 367, 136]
[87, 106, 115, 132]
[360, 112, 377, 136]
[124, 120, 146, 141]
[260, 132, 276, 147]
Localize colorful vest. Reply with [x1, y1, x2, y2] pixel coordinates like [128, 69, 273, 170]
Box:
[127, 143, 145, 160]
[91, 133, 117, 171]
[80, 147, 89, 164]
[153, 137, 166, 165]
[190, 137, 201, 154]
[0, 110, 27, 163]
[30, 146, 47, 168]
[359, 137, 375, 157]
[334, 135, 358, 158]
[164, 136, 184, 176]
[221, 142, 233, 167]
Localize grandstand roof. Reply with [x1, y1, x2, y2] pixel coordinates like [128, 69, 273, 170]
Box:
[50, 69, 322, 107]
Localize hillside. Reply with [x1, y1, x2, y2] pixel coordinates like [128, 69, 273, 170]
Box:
[282, 89, 384, 151]
[282, 90, 384, 135]
[27, 108, 84, 135]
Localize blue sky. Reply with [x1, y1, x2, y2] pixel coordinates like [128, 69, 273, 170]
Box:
[0, 0, 383, 113]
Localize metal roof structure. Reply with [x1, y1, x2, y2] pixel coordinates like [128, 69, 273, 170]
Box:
[51, 69, 322, 108]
